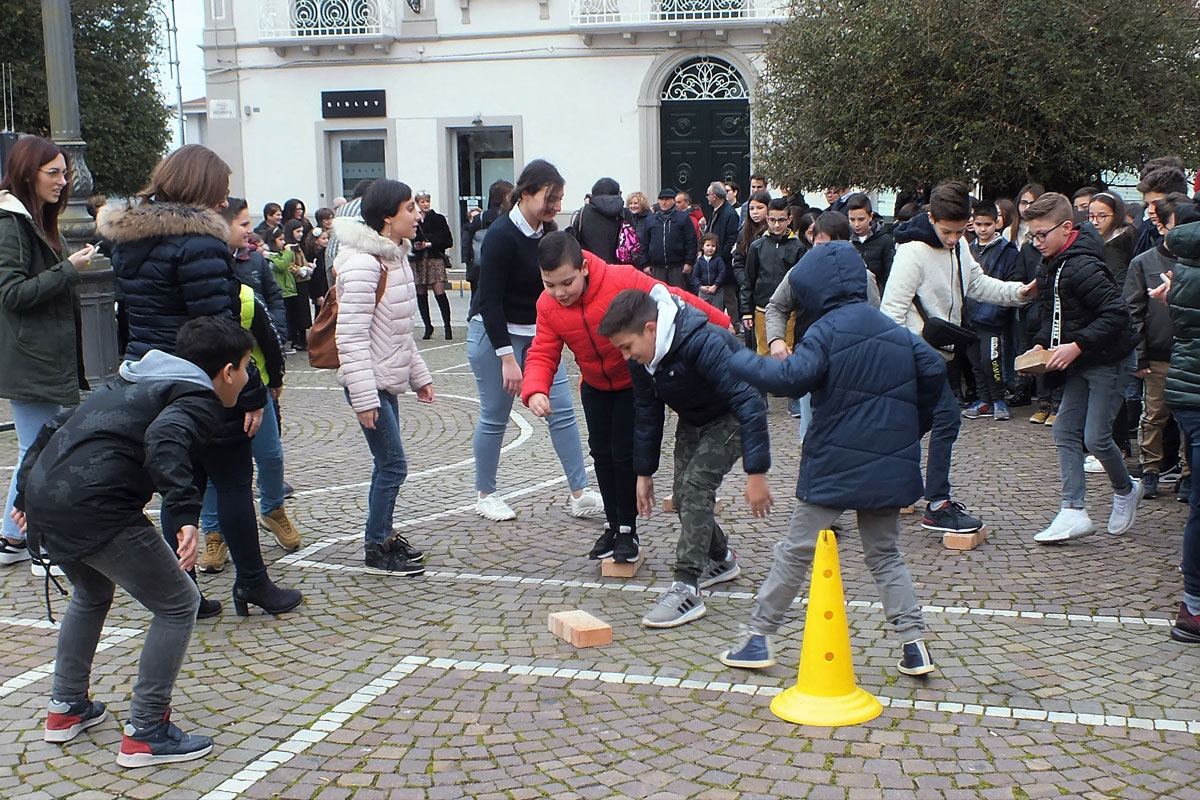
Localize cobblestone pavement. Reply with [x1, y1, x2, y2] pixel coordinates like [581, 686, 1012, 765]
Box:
[2, 311, 1200, 799]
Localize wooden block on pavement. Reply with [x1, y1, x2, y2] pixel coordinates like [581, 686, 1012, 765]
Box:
[943, 526, 988, 551]
[548, 610, 612, 648]
[601, 552, 645, 578]
[662, 495, 722, 514]
[900, 505, 917, 515]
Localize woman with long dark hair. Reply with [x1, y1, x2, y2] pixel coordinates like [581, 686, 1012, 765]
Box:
[0, 136, 95, 570]
[467, 159, 602, 522]
[101, 144, 301, 617]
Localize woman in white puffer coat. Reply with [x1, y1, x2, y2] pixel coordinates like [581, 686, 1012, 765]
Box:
[333, 179, 434, 576]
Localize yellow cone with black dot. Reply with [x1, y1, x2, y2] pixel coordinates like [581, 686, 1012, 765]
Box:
[770, 529, 883, 726]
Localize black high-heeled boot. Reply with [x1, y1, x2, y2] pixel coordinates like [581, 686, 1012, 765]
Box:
[232, 579, 303, 617]
[416, 292, 433, 339]
[435, 292, 452, 339]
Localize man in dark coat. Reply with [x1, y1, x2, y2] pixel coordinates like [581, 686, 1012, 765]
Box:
[717, 240, 945, 677]
[706, 182, 741, 315]
[642, 188, 697, 290]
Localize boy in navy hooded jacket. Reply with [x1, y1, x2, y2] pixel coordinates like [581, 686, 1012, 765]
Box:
[717, 241, 947, 677]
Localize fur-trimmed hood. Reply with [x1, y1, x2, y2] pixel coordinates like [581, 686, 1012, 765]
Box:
[98, 202, 229, 244]
[331, 216, 408, 264]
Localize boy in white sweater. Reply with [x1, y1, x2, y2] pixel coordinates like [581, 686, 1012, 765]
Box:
[880, 181, 1035, 534]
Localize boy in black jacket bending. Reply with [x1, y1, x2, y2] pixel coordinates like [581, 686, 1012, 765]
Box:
[599, 286, 773, 629]
[1018, 193, 1140, 544]
[11, 317, 253, 768]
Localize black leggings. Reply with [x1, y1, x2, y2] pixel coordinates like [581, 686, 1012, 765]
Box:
[160, 434, 267, 587]
[580, 383, 637, 535]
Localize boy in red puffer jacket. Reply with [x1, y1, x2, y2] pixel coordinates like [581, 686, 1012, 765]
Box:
[523, 232, 729, 564]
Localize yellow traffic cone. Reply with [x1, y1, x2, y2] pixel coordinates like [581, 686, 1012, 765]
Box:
[770, 529, 883, 726]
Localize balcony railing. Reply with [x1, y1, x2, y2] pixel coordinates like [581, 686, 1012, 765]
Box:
[570, 0, 789, 28]
[259, 0, 397, 43]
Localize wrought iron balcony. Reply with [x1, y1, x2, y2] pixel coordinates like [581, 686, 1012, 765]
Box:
[259, 0, 398, 44]
[569, 0, 789, 29]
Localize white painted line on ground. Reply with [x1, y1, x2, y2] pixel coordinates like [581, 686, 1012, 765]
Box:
[197, 660, 422, 800]
[416, 340, 466, 353]
[431, 361, 469, 374]
[0, 626, 144, 699]
[288, 393, 533, 499]
[276, 467, 593, 566]
[405, 654, 1200, 734]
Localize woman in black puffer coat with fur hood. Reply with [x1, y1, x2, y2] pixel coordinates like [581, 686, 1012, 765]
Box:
[101, 145, 301, 619]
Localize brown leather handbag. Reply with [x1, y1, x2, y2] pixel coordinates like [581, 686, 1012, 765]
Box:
[307, 260, 387, 369]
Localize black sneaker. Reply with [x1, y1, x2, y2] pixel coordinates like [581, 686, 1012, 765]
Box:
[921, 501, 982, 533]
[588, 524, 616, 560]
[897, 639, 936, 676]
[1178, 476, 1192, 503]
[365, 543, 425, 577]
[44, 698, 107, 743]
[611, 526, 640, 563]
[0, 537, 32, 566]
[1143, 471, 1159, 500]
[384, 530, 424, 562]
[116, 711, 213, 768]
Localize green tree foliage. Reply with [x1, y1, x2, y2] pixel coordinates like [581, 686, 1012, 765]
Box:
[755, 0, 1200, 196]
[2, 1, 169, 196]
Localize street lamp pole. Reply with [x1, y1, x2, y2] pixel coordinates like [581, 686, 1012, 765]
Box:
[40, 0, 96, 246]
[152, 0, 185, 146]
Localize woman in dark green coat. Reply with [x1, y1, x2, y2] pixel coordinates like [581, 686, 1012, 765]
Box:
[0, 136, 96, 568]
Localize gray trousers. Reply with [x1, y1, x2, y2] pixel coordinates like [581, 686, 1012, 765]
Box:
[54, 525, 200, 729]
[671, 414, 742, 585]
[750, 501, 925, 642]
[1054, 356, 1135, 507]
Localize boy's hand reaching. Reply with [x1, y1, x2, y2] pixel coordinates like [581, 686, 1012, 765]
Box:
[9, 508, 27, 536]
[636, 476, 655, 518]
[769, 340, 791, 360]
[527, 392, 551, 417]
[745, 473, 773, 517]
[177, 525, 199, 571]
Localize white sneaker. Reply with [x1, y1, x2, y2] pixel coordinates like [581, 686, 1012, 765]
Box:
[31, 561, 65, 578]
[1034, 508, 1096, 544]
[0, 538, 32, 565]
[568, 488, 605, 518]
[475, 493, 516, 522]
[1107, 479, 1143, 534]
[1084, 455, 1104, 474]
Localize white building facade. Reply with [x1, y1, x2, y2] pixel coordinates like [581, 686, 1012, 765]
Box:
[201, 0, 787, 240]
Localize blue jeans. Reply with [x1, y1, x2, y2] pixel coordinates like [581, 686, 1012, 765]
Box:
[3, 400, 62, 541]
[925, 380, 961, 505]
[199, 396, 285, 529]
[54, 525, 198, 729]
[348, 389, 407, 546]
[1170, 409, 1200, 612]
[466, 317, 588, 495]
[1054, 356, 1134, 507]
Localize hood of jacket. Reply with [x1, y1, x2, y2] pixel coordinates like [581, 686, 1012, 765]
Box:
[331, 216, 407, 262]
[891, 211, 944, 250]
[1051, 221, 1107, 270]
[118, 349, 215, 390]
[0, 190, 31, 219]
[788, 241, 869, 318]
[646, 283, 680, 374]
[1168, 221, 1200, 264]
[589, 194, 625, 220]
[98, 202, 229, 244]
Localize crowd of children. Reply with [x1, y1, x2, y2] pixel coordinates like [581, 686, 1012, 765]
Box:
[5, 143, 1200, 770]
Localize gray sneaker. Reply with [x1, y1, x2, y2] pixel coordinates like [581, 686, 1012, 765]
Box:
[698, 553, 741, 589]
[642, 581, 706, 628]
